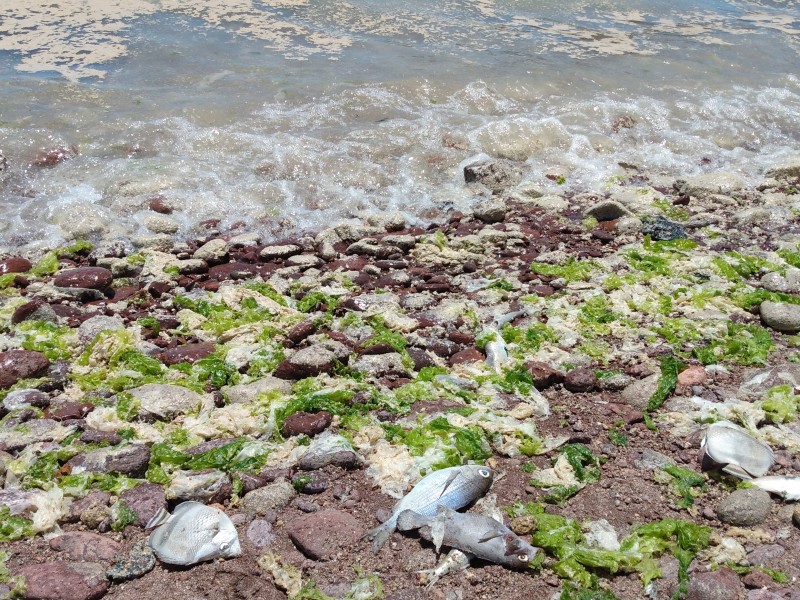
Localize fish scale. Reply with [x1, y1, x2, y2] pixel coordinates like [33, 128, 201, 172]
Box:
[363, 465, 493, 554]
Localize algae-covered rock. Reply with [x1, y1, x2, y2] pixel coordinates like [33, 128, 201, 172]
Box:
[127, 383, 212, 421]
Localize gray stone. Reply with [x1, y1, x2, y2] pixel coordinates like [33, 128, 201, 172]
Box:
[286, 509, 364, 561]
[246, 519, 275, 548]
[760, 301, 800, 333]
[259, 244, 302, 260]
[2, 389, 50, 412]
[242, 479, 296, 515]
[635, 449, 677, 471]
[67, 444, 150, 478]
[766, 157, 800, 179]
[106, 540, 156, 582]
[642, 216, 687, 241]
[274, 341, 351, 379]
[77, 315, 125, 345]
[143, 214, 179, 234]
[285, 254, 324, 269]
[733, 206, 790, 227]
[165, 469, 230, 503]
[298, 433, 362, 471]
[382, 235, 416, 251]
[167, 258, 207, 274]
[621, 373, 660, 410]
[351, 353, 410, 378]
[463, 159, 522, 193]
[127, 383, 209, 420]
[0, 418, 72, 452]
[678, 171, 745, 198]
[193, 238, 229, 262]
[738, 364, 800, 400]
[584, 200, 632, 222]
[746, 543, 785, 566]
[345, 239, 381, 256]
[0, 489, 41, 518]
[474, 197, 507, 224]
[16, 561, 110, 600]
[716, 489, 772, 526]
[687, 567, 745, 600]
[223, 376, 292, 404]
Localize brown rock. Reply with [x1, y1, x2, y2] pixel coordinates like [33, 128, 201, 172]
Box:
[147, 195, 173, 214]
[208, 262, 259, 281]
[54, 267, 113, 290]
[0, 349, 50, 389]
[524, 361, 565, 389]
[16, 561, 109, 600]
[449, 347, 484, 366]
[157, 342, 215, 366]
[742, 569, 775, 589]
[119, 483, 167, 527]
[282, 411, 333, 438]
[406, 347, 434, 371]
[49, 532, 121, 562]
[530, 284, 555, 296]
[32, 146, 77, 168]
[286, 509, 363, 560]
[79, 430, 122, 445]
[0, 257, 32, 274]
[564, 367, 597, 393]
[67, 491, 111, 523]
[678, 365, 707, 386]
[11, 299, 57, 324]
[46, 401, 94, 421]
[287, 321, 316, 344]
[687, 567, 744, 600]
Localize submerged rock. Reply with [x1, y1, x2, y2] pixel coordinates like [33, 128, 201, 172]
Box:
[641, 215, 686, 241]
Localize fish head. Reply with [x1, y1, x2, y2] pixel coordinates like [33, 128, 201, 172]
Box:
[504, 536, 539, 569]
[466, 465, 494, 496]
[212, 525, 242, 559]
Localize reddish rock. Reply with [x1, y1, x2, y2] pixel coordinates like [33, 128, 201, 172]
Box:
[678, 365, 707, 386]
[49, 532, 121, 562]
[282, 411, 333, 438]
[79, 430, 122, 445]
[46, 402, 94, 421]
[119, 483, 167, 527]
[524, 361, 565, 389]
[406, 347, 434, 371]
[0, 349, 50, 389]
[286, 509, 363, 560]
[11, 299, 55, 324]
[287, 321, 316, 344]
[67, 491, 111, 523]
[357, 339, 396, 355]
[687, 567, 744, 600]
[449, 347, 485, 366]
[530, 284, 555, 296]
[448, 331, 475, 345]
[742, 569, 775, 590]
[0, 257, 31, 274]
[208, 262, 259, 281]
[158, 342, 215, 366]
[16, 561, 109, 600]
[564, 367, 597, 393]
[54, 267, 113, 290]
[147, 195, 173, 214]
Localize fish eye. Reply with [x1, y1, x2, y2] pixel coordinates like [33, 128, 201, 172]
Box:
[479, 468, 491, 478]
[518, 554, 528, 561]
[220, 542, 230, 551]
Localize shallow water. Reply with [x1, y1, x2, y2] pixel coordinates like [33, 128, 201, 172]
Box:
[0, 0, 798, 252]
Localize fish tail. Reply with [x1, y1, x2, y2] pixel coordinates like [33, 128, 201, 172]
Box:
[396, 510, 428, 532]
[145, 507, 171, 529]
[362, 523, 393, 554]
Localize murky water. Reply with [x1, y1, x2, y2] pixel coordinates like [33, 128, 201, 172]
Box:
[0, 0, 799, 252]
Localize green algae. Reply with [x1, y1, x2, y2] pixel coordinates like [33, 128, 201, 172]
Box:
[530, 257, 597, 282]
[647, 355, 682, 412]
[243, 281, 288, 306]
[662, 465, 706, 509]
[757, 384, 799, 424]
[693, 322, 773, 366]
[16, 320, 75, 361]
[111, 501, 137, 531]
[0, 507, 34, 542]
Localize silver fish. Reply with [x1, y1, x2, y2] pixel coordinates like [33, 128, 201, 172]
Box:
[701, 422, 775, 479]
[484, 329, 509, 373]
[363, 465, 493, 554]
[147, 501, 241, 565]
[397, 506, 539, 570]
[750, 475, 800, 501]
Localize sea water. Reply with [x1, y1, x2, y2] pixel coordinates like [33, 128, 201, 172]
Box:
[0, 0, 798, 253]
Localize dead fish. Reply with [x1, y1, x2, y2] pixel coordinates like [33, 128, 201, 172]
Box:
[363, 465, 493, 554]
[750, 476, 800, 501]
[701, 422, 775, 479]
[397, 506, 539, 570]
[483, 329, 508, 373]
[147, 501, 241, 565]
[418, 549, 472, 588]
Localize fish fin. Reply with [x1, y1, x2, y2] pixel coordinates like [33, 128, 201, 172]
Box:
[145, 507, 171, 529]
[503, 534, 525, 556]
[430, 515, 446, 553]
[476, 528, 506, 544]
[437, 470, 460, 499]
[362, 523, 393, 555]
[721, 464, 753, 480]
[397, 510, 428, 532]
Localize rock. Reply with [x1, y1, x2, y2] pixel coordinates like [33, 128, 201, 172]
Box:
[678, 366, 707, 386]
[119, 483, 166, 527]
[747, 544, 785, 566]
[68, 491, 110, 523]
[766, 157, 800, 179]
[143, 214, 179, 234]
[2, 389, 50, 412]
[166, 469, 230, 503]
[642, 216, 687, 241]
[474, 197, 507, 223]
[687, 567, 744, 600]
[49, 532, 121, 562]
[621, 373, 660, 410]
[584, 200, 632, 221]
[259, 244, 302, 261]
[47, 401, 94, 421]
[282, 411, 333, 438]
[449, 347, 484, 365]
[67, 445, 151, 478]
[157, 342, 215, 365]
[167, 258, 207, 274]
[11, 299, 58, 324]
[634, 449, 676, 470]
[741, 569, 775, 590]
[246, 519, 275, 548]
[793, 503, 800, 528]
[223, 376, 292, 404]
[760, 301, 800, 333]
[463, 159, 523, 192]
[524, 361, 565, 389]
[738, 364, 800, 400]
[193, 238, 229, 262]
[53, 267, 113, 290]
[293, 473, 328, 494]
[106, 540, 156, 582]
[678, 172, 745, 198]
[285, 254, 324, 269]
[0, 417, 69, 452]
[286, 510, 363, 560]
[127, 383, 209, 420]
[564, 367, 596, 393]
[351, 353, 409, 377]
[0, 257, 32, 274]
[0, 489, 41, 518]
[16, 561, 109, 600]
[298, 433, 361, 471]
[0, 349, 50, 389]
[716, 489, 772, 526]
[274, 341, 350, 379]
[242, 479, 296, 515]
[77, 315, 125, 345]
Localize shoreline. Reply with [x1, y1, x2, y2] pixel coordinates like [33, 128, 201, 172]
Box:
[1, 157, 800, 599]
